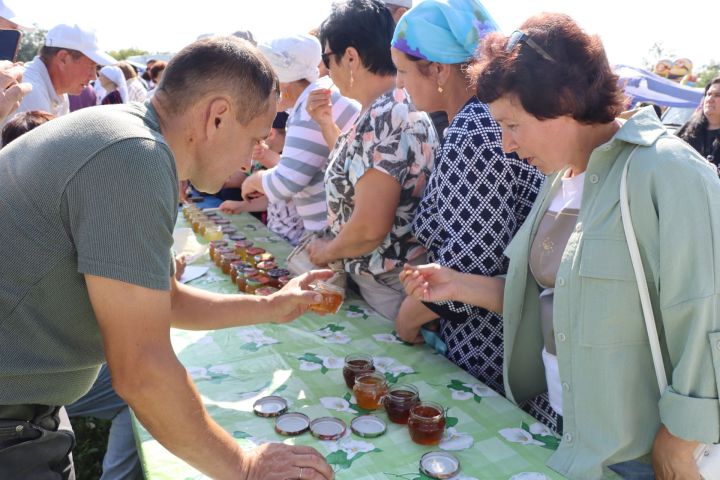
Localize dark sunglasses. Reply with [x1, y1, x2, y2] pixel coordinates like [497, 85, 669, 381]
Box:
[505, 30, 557, 63]
[321, 51, 335, 69]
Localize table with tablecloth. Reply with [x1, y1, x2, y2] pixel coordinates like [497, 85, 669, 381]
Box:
[131, 211, 581, 480]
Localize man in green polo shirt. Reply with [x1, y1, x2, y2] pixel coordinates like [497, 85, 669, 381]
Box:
[0, 36, 334, 480]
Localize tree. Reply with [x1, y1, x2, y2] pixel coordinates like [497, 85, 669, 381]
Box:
[697, 62, 720, 88]
[17, 26, 46, 63]
[107, 48, 149, 61]
[642, 42, 674, 71]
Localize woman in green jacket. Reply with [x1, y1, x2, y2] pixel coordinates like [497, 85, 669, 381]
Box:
[402, 12, 720, 480]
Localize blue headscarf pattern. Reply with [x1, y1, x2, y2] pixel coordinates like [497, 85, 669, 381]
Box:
[391, 0, 499, 64]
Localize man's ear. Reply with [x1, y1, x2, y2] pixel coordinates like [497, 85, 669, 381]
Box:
[205, 97, 232, 139]
[55, 49, 71, 68]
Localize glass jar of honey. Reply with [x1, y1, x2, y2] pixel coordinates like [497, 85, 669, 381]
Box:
[229, 261, 250, 283]
[408, 401, 446, 446]
[220, 253, 241, 275]
[213, 247, 234, 267]
[245, 247, 266, 267]
[209, 240, 228, 261]
[234, 240, 254, 261]
[255, 286, 279, 296]
[254, 252, 275, 265]
[352, 372, 388, 411]
[343, 353, 375, 390]
[256, 260, 278, 274]
[204, 225, 224, 242]
[267, 268, 291, 288]
[245, 275, 269, 295]
[236, 267, 259, 292]
[190, 214, 206, 234]
[308, 281, 345, 315]
[383, 384, 420, 424]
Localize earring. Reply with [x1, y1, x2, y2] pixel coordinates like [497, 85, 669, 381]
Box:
[437, 85, 444, 93]
[350, 69, 354, 88]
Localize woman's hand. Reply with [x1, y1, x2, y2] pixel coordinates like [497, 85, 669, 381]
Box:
[0, 63, 31, 121]
[240, 171, 265, 201]
[395, 296, 438, 344]
[305, 88, 334, 128]
[400, 264, 461, 303]
[252, 141, 280, 169]
[306, 237, 332, 267]
[219, 200, 247, 215]
[652, 424, 701, 479]
[267, 269, 336, 323]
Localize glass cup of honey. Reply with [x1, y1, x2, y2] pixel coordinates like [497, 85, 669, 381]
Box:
[353, 372, 388, 411]
[342, 353, 375, 390]
[308, 281, 345, 315]
[383, 383, 420, 424]
[408, 401, 446, 446]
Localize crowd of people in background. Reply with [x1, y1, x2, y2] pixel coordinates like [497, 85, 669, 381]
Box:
[1, 0, 720, 479]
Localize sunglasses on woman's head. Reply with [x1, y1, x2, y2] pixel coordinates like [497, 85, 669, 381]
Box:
[505, 30, 557, 63]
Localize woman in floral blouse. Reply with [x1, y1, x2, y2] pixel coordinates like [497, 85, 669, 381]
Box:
[307, 0, 438, 321]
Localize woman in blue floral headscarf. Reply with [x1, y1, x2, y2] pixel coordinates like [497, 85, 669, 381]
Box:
[391, 0, 545, 412]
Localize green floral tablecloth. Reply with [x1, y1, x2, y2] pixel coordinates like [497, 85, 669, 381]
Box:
[133, 212, 572, 480]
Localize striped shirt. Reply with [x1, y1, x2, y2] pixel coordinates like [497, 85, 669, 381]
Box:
[262, 76, 359, 232]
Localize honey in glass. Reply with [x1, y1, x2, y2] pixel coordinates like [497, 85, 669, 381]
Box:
[205, 225, 224, 242]
[255, 286, 279, 296]
[234, 240, 254, 261]
[408, 401, 446, 446]
[213, 247, 234, 267]
[256, 260, 278, 274]
[268, 268, 291, 288]
[230, 261, 250, 283]
[384, 384, 420, 424]
[343, 354, 375, 390]
[352, 372, 388, 411]
[308, 281, 345, 314]
[221, 253, 241, 275]
[245, 275, 269, 295]
[245, 247, 266, 267]
[236, 267, 258, 292]
[209, 240, 228, 261]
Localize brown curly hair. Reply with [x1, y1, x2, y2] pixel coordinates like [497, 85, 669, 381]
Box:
[472, 12, 624, 124]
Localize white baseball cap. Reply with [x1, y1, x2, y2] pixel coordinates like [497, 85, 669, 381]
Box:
[258, 34, 321, 84]
[44, 24, 116, 66]
[0, 0, 33, 31]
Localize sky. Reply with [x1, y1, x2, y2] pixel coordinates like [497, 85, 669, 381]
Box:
[12, 0, 718, 72]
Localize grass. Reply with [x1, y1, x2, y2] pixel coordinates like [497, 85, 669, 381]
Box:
[70, 416, 112, 479]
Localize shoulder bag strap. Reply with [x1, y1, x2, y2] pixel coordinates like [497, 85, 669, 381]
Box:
[619, 146, 669, 393]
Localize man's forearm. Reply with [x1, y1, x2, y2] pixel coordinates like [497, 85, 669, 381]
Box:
[170, 280, 277, 330]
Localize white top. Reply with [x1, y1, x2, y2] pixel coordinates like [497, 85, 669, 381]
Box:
[126, 78, 147, 103]
[17, 57, 69, 117]
[541, 171, 585, 416]
[261, 76, 360, 232]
